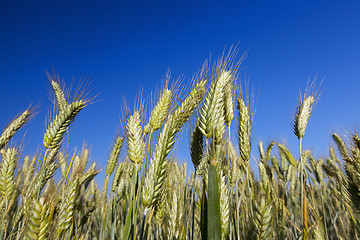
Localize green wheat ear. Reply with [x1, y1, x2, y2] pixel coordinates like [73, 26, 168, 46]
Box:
[56, 177, 79, 238]
[50, 80, 68, 112]
[0, 148, 19, 204]
[143, 79, 206, 210]
[106, 136, 124, 176]
[46, 71, 68, 111]
[253, 196, 274, 240]
[199, 70, 230, 140]
[277, 144, 297, 167]
[126, 111, 145, 171]
[223, 77, 234, 127]
[145, 116, 176, 209]
[293, 80, 321, 140]
[25, 198, 50, 240]
[237, 97, 252, 163]
[293, 95, 315, 140]
[43, 100, 85, 149]
[43, 74, 94, 150]
[0, 109, 32, 150]
[144, 88, 172, 134]
[219, 172, 229, 238]
[190, 123, 204, 170]
[173, 79, 207, 131]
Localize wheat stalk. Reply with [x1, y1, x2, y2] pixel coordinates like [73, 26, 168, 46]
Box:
[293, 81, 320, 240]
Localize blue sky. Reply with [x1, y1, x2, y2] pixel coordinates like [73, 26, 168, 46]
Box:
[1, 0, 360, 182]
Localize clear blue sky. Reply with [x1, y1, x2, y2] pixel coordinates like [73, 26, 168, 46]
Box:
[1, 0, 359, 182]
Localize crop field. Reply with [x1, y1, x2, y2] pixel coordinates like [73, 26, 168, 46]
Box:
[0, 53, 359, 240]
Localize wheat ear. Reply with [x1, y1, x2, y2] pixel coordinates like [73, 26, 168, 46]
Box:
[173, 79, 207, 131]
[56, 177, 78, 238]
[0, 148, 18, 205]
[112, 162, 125, 193]
[23, 156, 36, 191]
[168, 190, 178, 239]
[144, 88, 172, 134]
[190, 123, 204, 170]
[143, 116, 176, 209]
[228, 141, 241, 187]
[25, 198, 50, 240]
[253, 196, 274, 240]
[144, 80, 205, 209]
[126, 111, 145, 171]
[223, 78, 234, 126]
[106, 136, 124, 176]
[50, 80, 68, 112]
[43, 100, 85, 149]
[237, 97, 252, 163]
[199, 71, 230, 141]
[0, 109, 32, 150]
[219, 172, 230, 238]
[293, 95, 315, 140]
[277, 144, 297, 167]
[81, 162, 99, 187]
[293, 82, 320, 240]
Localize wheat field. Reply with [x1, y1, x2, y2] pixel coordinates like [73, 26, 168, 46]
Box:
[0, 52, 359, 240]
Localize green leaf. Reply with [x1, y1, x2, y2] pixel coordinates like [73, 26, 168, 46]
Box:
[122, 199, 133, 240]
[200, 179, 208, 240]
[207, 163, 221, 240]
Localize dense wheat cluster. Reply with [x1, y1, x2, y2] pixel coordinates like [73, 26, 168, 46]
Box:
[1, 52, 359, 240]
